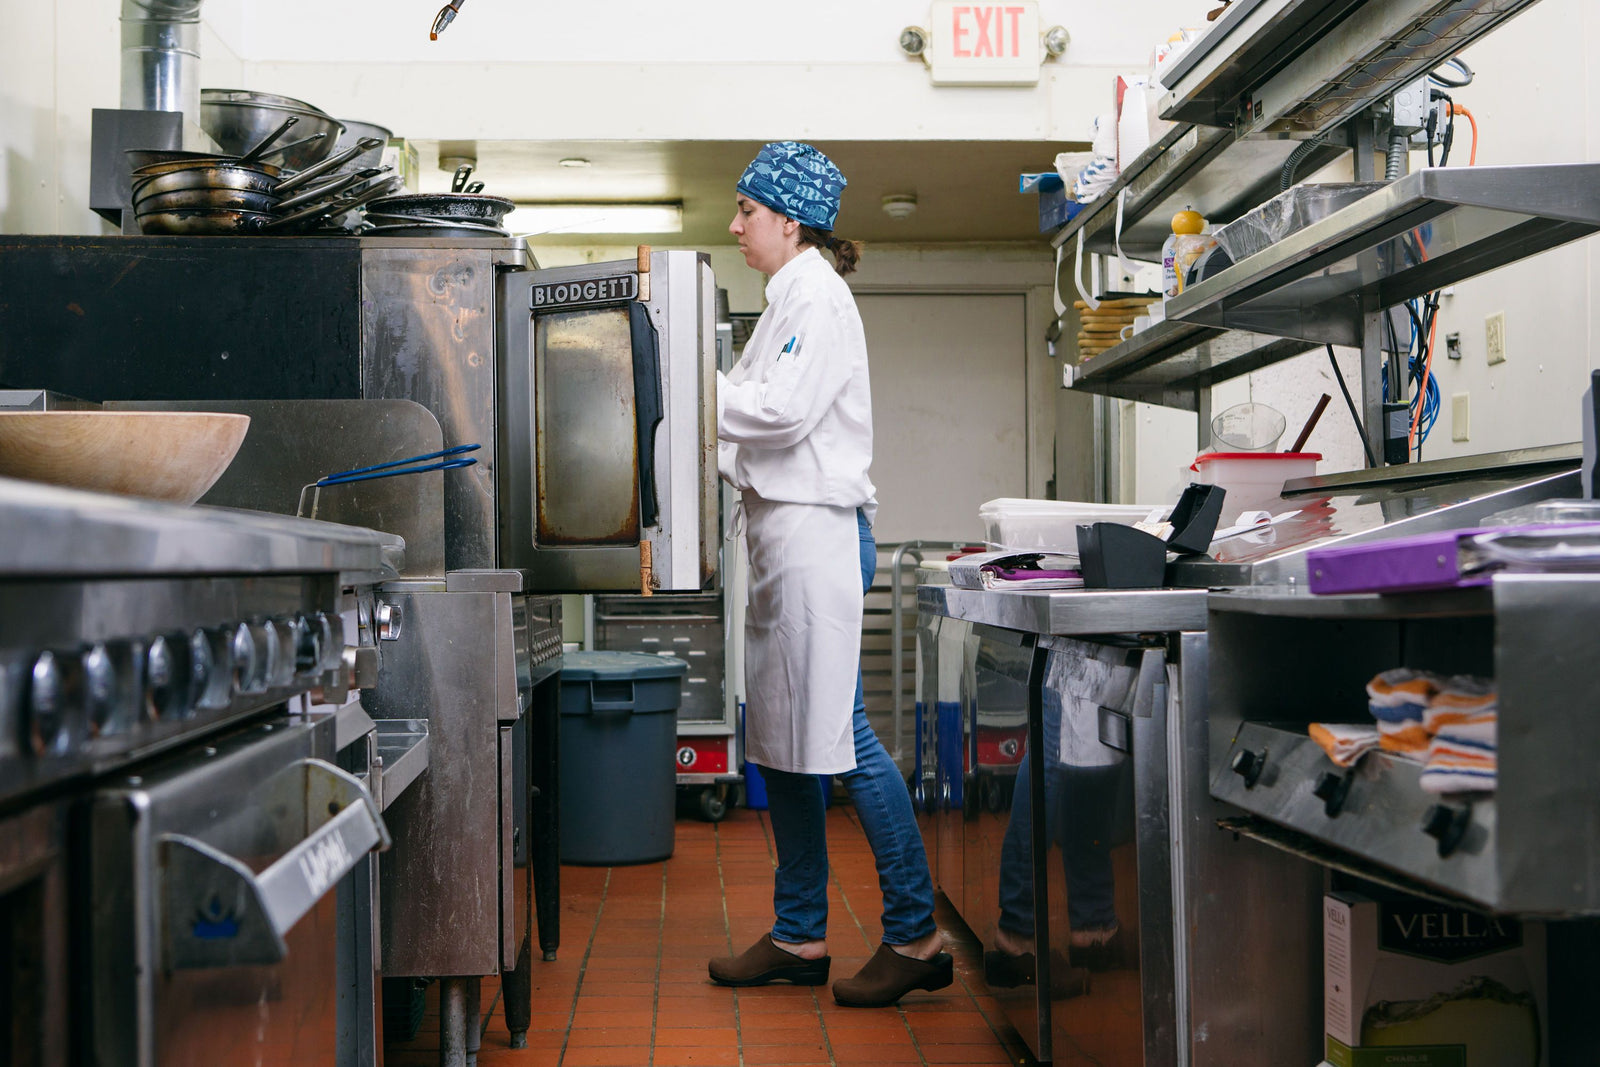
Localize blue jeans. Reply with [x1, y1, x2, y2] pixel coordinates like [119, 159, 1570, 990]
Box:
[758, 507, 937, 946]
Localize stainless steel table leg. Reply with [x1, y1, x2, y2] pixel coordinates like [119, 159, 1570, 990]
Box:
[438, 977, 469, 1067]
[504, 931, 532, 1048]
[465, 978, 481, 1066]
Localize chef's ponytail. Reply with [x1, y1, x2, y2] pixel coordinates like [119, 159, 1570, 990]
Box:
[798, 224, 861, 277]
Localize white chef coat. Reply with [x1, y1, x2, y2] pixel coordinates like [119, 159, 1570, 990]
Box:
[718, 248, 876, 774]
[718, 248, 875, 521]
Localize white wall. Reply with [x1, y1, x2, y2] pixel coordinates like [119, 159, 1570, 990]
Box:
[0, 0, 117, 234]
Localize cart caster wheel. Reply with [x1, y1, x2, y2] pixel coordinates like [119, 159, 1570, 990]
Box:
[699, 787, 729, 822]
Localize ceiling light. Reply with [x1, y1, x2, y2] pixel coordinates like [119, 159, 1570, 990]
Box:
[881, 194, 918, 220]
[558, 157, 591, 168]
[506, 203, 684, 236]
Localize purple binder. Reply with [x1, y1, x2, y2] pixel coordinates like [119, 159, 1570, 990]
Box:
[1305, 522, 1600, 595]
[1306, 529, 1491, 595]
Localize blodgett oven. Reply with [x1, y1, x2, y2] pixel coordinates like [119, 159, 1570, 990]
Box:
[497, 250, 719, 592]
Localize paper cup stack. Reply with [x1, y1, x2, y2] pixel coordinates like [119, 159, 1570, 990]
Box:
[1075, 296, 1160, 361]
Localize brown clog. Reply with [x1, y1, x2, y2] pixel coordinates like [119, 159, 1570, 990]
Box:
[832, 943, 953, 1007]
[708, 934, 830, 987]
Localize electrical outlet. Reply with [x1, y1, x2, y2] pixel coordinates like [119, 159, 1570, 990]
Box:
[1486, 311, 1507, 365]
[1452, 392, 1470, 441]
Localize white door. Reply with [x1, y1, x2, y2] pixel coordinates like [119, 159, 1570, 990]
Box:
[856, 292, 1029, 543]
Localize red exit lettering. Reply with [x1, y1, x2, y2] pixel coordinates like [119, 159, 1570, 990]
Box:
[951, 4, 1027, 59]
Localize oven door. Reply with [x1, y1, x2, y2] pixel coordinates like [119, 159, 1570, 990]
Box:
[497, 250, 718, 592]
[88, 713, 388, 1067]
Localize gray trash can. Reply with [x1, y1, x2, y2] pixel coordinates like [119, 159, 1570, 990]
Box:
[558, 651, 687, 865]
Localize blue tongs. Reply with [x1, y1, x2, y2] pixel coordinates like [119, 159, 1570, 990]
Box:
[297, 444, 480, 519]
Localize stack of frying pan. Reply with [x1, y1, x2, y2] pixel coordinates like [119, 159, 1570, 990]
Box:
[364, 164, 514, 238]
[128, 116, 402, 236]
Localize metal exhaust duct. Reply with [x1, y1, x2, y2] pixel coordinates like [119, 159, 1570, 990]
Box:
[120, 0, 204, 118]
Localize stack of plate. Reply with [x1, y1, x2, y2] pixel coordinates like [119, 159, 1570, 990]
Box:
[365, 193, 515, 238]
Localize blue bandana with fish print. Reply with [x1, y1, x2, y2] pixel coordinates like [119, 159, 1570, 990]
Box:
[736, 141, 847, 232]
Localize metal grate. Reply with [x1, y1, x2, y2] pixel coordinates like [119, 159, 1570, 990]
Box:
[1260, 0, 1539, 135]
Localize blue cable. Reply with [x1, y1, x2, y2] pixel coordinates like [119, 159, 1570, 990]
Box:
[1382, 300, 1440, 455]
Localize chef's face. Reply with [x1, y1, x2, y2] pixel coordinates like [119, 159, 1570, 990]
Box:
[730, 196, 798, 275]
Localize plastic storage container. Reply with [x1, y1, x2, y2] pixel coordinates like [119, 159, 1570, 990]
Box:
[1210, 182, 1387, 263]
[1191, 452, 1320, 524]
[559, 651, 688, 865]
[979, 498, 1167, 555]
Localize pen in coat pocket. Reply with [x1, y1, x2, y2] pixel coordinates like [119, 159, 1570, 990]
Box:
[777, 335, 800, 361]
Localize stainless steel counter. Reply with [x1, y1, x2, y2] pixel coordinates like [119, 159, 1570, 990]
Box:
[0, 475, 399, 580]
[917, 585, 1207, 635]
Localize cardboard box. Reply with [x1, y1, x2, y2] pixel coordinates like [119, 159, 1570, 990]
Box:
[1322, 890, 1546, 1067]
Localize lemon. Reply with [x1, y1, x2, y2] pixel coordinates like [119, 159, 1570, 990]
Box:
[1172, 209, 1205, 235]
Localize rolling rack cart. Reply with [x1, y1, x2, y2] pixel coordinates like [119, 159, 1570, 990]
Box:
[590, 592, 741, 820]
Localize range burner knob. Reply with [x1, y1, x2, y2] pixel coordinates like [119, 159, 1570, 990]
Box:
[26, 651, 72, 757]
[1312, 770, 1353, 817]
[292, 615, 321, 676]
[260, 619, 296, 689]
[191, 628, 230, 711]
[314, 612, 345, 673]
[1421, 803, 1472, 858]
[147, 635, 193, 721]
[83, 644, 118, 737]
[1230, 747, 1266, 789]
[231, 623, 266, 695]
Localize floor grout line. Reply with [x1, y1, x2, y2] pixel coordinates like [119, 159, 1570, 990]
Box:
[556, 867, 610, 1067]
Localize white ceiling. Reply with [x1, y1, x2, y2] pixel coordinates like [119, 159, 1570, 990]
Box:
[407, 138, 1087, 247]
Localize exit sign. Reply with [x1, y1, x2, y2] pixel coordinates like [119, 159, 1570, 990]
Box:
[927, 1, 1042, 86]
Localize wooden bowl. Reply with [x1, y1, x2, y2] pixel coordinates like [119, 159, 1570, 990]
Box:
[0, 411, 251, 505]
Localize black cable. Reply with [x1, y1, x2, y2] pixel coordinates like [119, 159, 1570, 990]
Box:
[1432, 91, 1455, 167]
[1429, 57, 1474, 89]
[1327, 344, 1378, 468]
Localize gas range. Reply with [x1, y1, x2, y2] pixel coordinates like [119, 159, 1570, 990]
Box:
[0, 475, 400, 810]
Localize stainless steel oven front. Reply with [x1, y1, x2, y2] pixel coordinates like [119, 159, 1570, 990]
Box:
[87, 712, 387, 1067]
[498, 250, 718, 592]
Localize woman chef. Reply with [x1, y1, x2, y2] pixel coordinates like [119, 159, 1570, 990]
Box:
[706, 141, 950, 1008]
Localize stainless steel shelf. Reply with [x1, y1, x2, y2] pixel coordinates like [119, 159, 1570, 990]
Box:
[1207, 586, 1493, 619]
[1167, 164, 1600, 347]
[1162, 0, 1544, 136]
[1050, 124, 1345, 262]
[1064, 317, 1316, 409]
[918, 584, 1207, 635]
[374, 718, 430, 811]
[1158, 0, 1363, 127]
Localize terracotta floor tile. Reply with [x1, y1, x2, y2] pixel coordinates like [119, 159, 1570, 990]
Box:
[563, 1026, 654, 1048]
[739, 1023, 825, 1043]
[570, 1009, 656, 1029]
[385, 806, 1022, 1067]
[648, 1048, 742, 1067]
[560, 1046, 653, 1067]
[475, 1050, 562, 1067]
[741, 1042, 831, 1064]
[652, 1026, 738, 1046]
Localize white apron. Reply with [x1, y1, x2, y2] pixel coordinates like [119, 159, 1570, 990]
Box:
[740, 491, 862, 775]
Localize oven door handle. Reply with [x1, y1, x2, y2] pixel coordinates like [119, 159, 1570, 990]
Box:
[160, 758, 391, 971]
[630, 299, 664, 529]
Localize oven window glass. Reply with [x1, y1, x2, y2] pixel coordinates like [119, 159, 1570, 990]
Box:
[534, 307, 640, 544]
